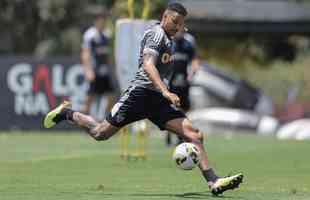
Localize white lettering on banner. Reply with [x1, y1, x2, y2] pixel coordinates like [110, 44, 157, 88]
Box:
[7, 63, 89, 116]
[52, 64, 86, 95]
[67, 64, 86, 95]
[7, 63, 32, 94]
[35, 92, 50, 114]
[15, 93, 49, 115]
[52, 64, 68, 96]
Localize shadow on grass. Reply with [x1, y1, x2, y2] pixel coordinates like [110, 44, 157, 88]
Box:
[100, 191, 243, 199]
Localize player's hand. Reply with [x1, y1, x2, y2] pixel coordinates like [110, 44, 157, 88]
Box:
[85, 69, 95, 81]
[162, 90, 181, 107]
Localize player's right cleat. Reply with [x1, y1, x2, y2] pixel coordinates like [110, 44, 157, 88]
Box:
[210, 173, 243, 196]
[43, 101, 72, 128]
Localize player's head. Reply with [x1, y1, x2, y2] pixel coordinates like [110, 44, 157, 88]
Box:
[94, 13, 106, 31]
[161, 3, 187, 37]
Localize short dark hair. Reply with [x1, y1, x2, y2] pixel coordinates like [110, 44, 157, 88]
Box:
[167, 2, 187, 16]
[94, 13, 105, 20]
[91, 7, 108, 21]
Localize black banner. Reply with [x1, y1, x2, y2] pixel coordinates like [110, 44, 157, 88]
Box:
[0, 56, 87, 130]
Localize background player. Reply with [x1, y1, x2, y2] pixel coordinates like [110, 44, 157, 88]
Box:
[81, 12, 116, 116]
[44, 3, 243, 196]
[166, 31, 201, 146]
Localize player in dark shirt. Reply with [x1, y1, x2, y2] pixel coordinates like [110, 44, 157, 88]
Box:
[166, 31, 201, 146]
[81, 13, 115, 115]
[43, 3, 243, 195]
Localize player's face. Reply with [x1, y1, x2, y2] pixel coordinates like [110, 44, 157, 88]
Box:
[163, 11, 185, 37]
[95, 17, 105, 31]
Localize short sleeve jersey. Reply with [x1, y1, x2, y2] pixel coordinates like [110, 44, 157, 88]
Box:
[131, 23, 174, 91]
[82, 26, 111, 76]
[170, 33, 197, 88]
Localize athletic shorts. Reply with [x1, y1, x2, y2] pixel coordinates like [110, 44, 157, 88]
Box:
[170, 86, 190, 111]
[106, 86, 186, 130]
[87, 75, 114, 95]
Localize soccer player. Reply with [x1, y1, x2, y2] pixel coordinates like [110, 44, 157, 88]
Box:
[81, 12, 115, 115]
[166, 31, 201, 146]
[44, 3, 243, 195]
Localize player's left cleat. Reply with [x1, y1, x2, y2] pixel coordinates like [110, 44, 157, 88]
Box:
[43, 101, 72, 128]
[210, 173, 243, 196]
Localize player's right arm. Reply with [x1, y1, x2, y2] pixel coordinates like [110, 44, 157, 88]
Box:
[81, 48, 95, 81]
[143, 53, 180, 107]
[142, 30, 180, 107]
[81, 30, 95, 81]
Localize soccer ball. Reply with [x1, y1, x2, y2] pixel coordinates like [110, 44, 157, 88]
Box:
[172, 142, 201, 170]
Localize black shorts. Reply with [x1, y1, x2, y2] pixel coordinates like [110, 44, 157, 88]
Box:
[106, 86, 186, 130]
[88, 75, 114, 95]
[170, 86, 190, 111]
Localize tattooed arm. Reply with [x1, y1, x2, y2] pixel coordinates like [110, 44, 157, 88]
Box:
[143, 53, 180, 107]
[143, 53, 168, 94]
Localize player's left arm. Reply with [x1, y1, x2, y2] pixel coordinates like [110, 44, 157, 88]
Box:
[81, 31, 95, 82]
[186, 34, 201, 81]
[188, 57, 201, 81]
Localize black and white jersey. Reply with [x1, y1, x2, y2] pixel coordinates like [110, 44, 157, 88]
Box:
[82, 26, 111, 77]
[131, 23, 173, 91]
[170, 33, 196, 88]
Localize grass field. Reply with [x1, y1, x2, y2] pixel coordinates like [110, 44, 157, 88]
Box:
[0, 131, 309, 200]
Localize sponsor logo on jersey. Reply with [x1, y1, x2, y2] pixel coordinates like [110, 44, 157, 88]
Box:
[161, 53, 172, 64]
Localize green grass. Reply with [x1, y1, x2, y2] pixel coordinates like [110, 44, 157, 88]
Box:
[0, 132, 309, 200]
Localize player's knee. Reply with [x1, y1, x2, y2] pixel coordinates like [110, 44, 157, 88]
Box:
[190, 129, 203, 144]
[92, 128, 114, 141]
[196, 130, 204, 142]
[183, 121, 203, 143]
[93, 132, 111, 141]
[90, 121, 117, 141]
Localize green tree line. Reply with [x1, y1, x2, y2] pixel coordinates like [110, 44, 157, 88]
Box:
[0, 0, 166, 56]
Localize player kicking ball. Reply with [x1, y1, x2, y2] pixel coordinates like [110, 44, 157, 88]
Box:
[44, 3, 243, 196]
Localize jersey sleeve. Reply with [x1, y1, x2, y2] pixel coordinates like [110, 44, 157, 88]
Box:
[81, 29, 93, 49]
[142, 29, 164, 57]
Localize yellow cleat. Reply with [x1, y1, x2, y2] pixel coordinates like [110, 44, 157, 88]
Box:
[210, 173, 243, 196]
[43, 101, 72, 128]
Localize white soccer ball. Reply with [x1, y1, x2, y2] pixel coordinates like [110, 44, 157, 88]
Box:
[172, 142, 201, 170]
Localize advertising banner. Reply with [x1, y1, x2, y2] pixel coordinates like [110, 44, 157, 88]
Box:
[0, 56, 89, 130]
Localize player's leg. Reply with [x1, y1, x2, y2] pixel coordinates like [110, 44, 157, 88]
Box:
[43, 101, 120, 141]
[44, 86, 148, 141]
[99, 75, 117, 113]
[82, 76, 98, 114]
[165, 87, 189, 146]
[165, 118, 213, 172]
[165, 117, 243, 195]
[176, 87, 190, 144]
[72, 112, 120, 141]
